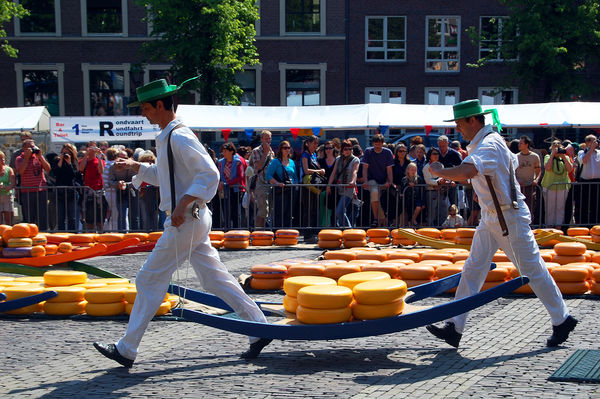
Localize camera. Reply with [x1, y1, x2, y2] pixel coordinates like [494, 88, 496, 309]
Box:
[557, 148, 566, 154]
[31, 146, 40, 155]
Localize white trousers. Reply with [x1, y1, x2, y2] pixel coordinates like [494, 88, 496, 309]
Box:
[116, 206, 267, 360]
[449, 206, 569, 333]
[542, 188, 568, 226]
[103, 188, 119, 231]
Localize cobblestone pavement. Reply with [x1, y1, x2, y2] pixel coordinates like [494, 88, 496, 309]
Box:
[1, 248, 599, 398]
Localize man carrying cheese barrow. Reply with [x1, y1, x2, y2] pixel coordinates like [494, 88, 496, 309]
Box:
[425, 99, 577, 348]
[93, 77, 271, 368]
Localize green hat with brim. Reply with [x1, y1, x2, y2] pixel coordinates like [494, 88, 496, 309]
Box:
[127, 76, 200, 108]
[444, 99, 493, 122]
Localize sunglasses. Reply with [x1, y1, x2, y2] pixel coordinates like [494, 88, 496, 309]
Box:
[281, 146, 291, 149]
[431, 153, 440, 156]
[325, 146, 333, 150]
[398, 149, 407, 153]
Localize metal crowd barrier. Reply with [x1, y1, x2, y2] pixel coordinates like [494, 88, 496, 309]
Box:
[7, 181, 600, 233]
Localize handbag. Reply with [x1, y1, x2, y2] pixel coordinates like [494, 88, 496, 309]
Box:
[250, 155, 272, 190]
[303, 172, 326, 195]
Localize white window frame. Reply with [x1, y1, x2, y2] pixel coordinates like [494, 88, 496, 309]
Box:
[479, 16, 516, 61]
[279, 0, 326, 36]
[364, 87, 406, 104]
[478, 87, 518, 105]
[365, 16, 407, 63]
[81, 0, 128, 37]
[14, 0, 61, 36]
[424, 87, 460, 105]
[425, 16, 460, 73]
[15, 63, 65, 116]
[82, 63, 131, 115]
[279, 63, 327, 106]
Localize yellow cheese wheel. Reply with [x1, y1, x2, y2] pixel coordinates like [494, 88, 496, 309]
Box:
[296, 305, 352, 324]
[7, 237, 33, 247]
[343, 239, 368, 248]
[323, 264, 362, 279]
[43, 286, 86, 303]
[250, 277, 284, 290]
[86, 301, 125, 316]
[0, 276, 14, 283]
[318, 240, 342, 249]
[92, 278, 130, 285]
[353, 279, 407, 305]
[351, 299, 404, 320]
[337, 271, 390, 290]
[283, 294, 298, 313]
[32, 235, 48, 246]
[342, 229, 367, 241]
[287, 264, 325, 277]
[125, 301, 170, 316]
[97, 233, 125, 243]
[554, 242, 587, 256]
[223, 240, 250, 249]
[124, 232, 149, 242]
[416, 228, 442, 239]
[13, 276, 44, 283]
[44, 271, 87, 286]
[297, 285, 353, 309]
[318, 229, 343, 241]
[73, 281, 107, 289]
[68, 233, 96, 243]
[0, 281, 30, 287]
[84, 287, 127, 303]
[283, 276, 336, 297]
[275, 237, 298, 246]
[3, 285, 44, 300]
[366, 228, 390, 238]
[4, 303, 42, 315]
[44, 300, 87, 315]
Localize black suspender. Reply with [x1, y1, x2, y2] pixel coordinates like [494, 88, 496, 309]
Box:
[167, 122, 185, 213]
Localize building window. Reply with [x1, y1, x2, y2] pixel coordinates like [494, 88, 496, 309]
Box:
[426, 16, 460, 72]
[366, 16, 406, 62]
[479, 16, 516, 61]
[279, 63, 326, 106]
[82, 64, 131, 116]
[15, 64, 65, 116]
[479, 87, 518, 105]
[281, 0, 324, 35]
[235, 70, 257, 106]
[365, 88, 406, 104]
[16, 0, 59, 35]
[82, 0, 128, 36]
[425, 87, 459, 105]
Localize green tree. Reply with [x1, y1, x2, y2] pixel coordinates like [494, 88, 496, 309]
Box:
[1, 0, 29, 57]
[467, 0, 600, 101]
[137, 0, 259, 105]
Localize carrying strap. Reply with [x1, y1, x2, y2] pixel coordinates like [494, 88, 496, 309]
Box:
[334, 156, 353, 183]
[167, 123, 185, 212]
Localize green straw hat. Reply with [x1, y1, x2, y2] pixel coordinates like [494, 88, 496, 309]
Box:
[128, 76, 200, 108]
[444, 99, 493, 122]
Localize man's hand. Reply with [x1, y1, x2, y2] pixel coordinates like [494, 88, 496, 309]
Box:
[114, 158, 140, 173]
[429, 162, 443, 176]
[23, 147, 33, 159]
[170, 201, 187, 227]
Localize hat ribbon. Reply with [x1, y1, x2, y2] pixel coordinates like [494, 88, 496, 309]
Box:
[177, 75, 201, 91]
[485, 108, 502, 133]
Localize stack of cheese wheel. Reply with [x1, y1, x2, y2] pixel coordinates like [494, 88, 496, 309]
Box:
[296, 284, 353, 324]
[355, 249, 389, 262]
[251, 230, 275, 246]
[391, 228, 416, 246]
[287, 262, 325, 277]
[275, 229, 300, 246]
[84, 286, 127, 316]
[387, 249, 420, 263]
[361, 261, 400, 278]
[481, 265, 509, 291]
[223, 230, 250, 249]
[352, 279, 407, 320]
[44, 270, 88, 286]
[250, 263, 287, 290]
[367, 228, 390, 245]
[69, 233, 96, 248]
[147, 231, 162, 242]
[3, 223, 33, 258]
[435, 264, 464, 293]
[552, 242, 587, 265]
[97, 233, 125, 245]
[323, 262, 361, 280]
[123, 287, 171, 316]
[591, 268, 600, 295]
[283, 276, 336, 314]
[318, 229, 343, 249]
[550, 263, 591, 294]
[42, 285, 87, 316]
[590, 225, 600, 243]
[342, 229, 367, 248]
[209, 231, 225, 248]
[44, 232, 71, 245]
[440, 229, 457, 242]
[2, 285, 44, 315]
[567, 227, 589, 237]
[455, 228, 476, 245]
[397, 263, 435, 287]
[416, 228, 441, 240]
[492, 251, 511, 263]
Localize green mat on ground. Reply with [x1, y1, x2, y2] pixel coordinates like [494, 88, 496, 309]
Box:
[549, 349, 600, 383]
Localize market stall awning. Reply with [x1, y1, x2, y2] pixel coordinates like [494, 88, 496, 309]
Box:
[0, 106, 50, 133]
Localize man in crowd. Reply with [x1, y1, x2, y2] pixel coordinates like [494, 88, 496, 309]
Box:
[577, 134, 600, 225]
[437, 135, 462, 205]
[79, 143, 105, 231]
[249, 130, 274, 228]
[93, 77, 271, 369]
[361, 133, 394, 227]
[516, 135, 541, 220]
[15, 139, 50, 229]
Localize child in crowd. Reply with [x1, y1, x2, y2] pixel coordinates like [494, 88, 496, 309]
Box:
[442, 204, 464, 228]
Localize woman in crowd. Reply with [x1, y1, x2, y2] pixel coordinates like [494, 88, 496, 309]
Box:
[327, 140, 360, 227]
[413, 144, 427, 180]
[103, 147, 119, 231]
[400, 162, 425, 226]
[541, 140, 573, 228]
[108, 149, 136, 232]
[300, 136, 324, 242]
[423, 148, 447, 226]
[217, 142, 246, 229]
[137, 150, 161, 232]
[266, 140, 298, 228]
[52, 143, 78, 231]
[0, 150, 15, 225]
[318, 140, 337, 226]
[389, 143, 411, 224]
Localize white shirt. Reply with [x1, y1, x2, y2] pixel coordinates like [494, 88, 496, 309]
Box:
[577, 149, 600, 179]
[463, 125, 525, 214]
[132, 118, 219, 212]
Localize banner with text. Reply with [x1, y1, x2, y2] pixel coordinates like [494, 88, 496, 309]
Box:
[50, 117, 160, 143]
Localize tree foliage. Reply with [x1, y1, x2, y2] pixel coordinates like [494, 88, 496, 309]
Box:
[136, 0, 259, 105]
[467, 0, 600, 101]
[1, 0, 29, 57]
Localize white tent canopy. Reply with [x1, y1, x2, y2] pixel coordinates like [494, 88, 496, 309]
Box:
[176, 102, 600, 131]
[0, 106, 51, 133]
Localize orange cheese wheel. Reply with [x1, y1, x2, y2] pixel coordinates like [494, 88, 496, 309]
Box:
[287, 264, 325, 277]
[391, 228, 415, 238]
[323, 250, 356, 261]
[318, 229, 343, 241]
[590, 225, 600, 235]
[211, 240, 223, 249]
[492, 252, 511, 262]
[252, 238, 274, 246]
[124, 232, 149, 242]
[556, 281, 589, 295]
[44, 300, 87, 315]
[398, 265, 435, 280]
[209, 231, 225, 240]
[552, 254, 587, 265]
[456, 228, 476, 238]
[454, 237, 473, 245]
[567, 227, 589, 237]
[360, 264, 399, 278]
[480, 281, 505, 291]
[275, 229, 300, 238]
[392, 237, 417, 246]
[387, 251, 420, 262]
[366, 228, 390, 238]
[369, 237, 391, 245]
[27, 224, 39, 237]
[343, 239, 367, 248]
[223, 240, 250, 249]
[97, 233, 125, 243]
[11, 223, 31, 238]
[351, 299, 404, 320]
[403, 279, 434, 288]
[251, 231, 275, 241]
[355, 251, 388, 262]
[58, 242, 73, 253]
[421, 251, 453, 262]
[323, 264, 362, 279]
[554, 242, 587, 256]
[593, 268, 600, 282]
[550, 266, 589, 282]
[435, 265, 463, 279]
[275, 237, 298, 246]
[318, 240, 342, 249]
[7, 237, 33, 247]
[68, 233, 96, 243]
[32, 235, 47, 246]
[590, 281, 600, 295]
[224, 230, 251, 241]
[441, 229, 457, 240]
[44, 233, 70, 244]
[342, 229, 367, 241]
[485, 267, 509, 282]
[250, 264, 288, 279]
[250, 277, 284, 290]
[30, 245, 46, 257]
[416, 228, 441, 239]
[513, 284, 535, 295]
[283, 295, 298, 313]
[452, 253, 469, 262]
[147, 232, 163, 242]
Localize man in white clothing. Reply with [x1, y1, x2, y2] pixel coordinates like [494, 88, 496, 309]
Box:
[93, 78, 271, 368]
[425, 99, 576, 349]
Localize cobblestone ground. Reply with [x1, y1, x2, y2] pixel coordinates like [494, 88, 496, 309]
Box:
[1, 248, 599, 398]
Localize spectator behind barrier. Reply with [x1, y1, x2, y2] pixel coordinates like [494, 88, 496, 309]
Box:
[300, 136, 323, 242]
[516, 135, 541, 221]
[361, 133, 394, 227]
[576, 134, 600, 225]
[249, 130, 275, 228]
[218, 142, 246, 229]
[103, 148, 119, 231]
[0, 150, 15, 225]
[541, 140, 573, 228]
[52, 143, 79, 231]
[266, 140, 298, 228]
[16, 139, 50, 230]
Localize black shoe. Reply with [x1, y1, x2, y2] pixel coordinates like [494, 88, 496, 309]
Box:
[370, 219, 379, 228]
[240, 338, 272, 359]
[426, 322, 462, 348]
[547, 315, 578, 347]
[93, 342, 134, 368]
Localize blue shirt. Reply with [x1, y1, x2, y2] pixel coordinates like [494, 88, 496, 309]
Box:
[266, 158, 299, 184]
